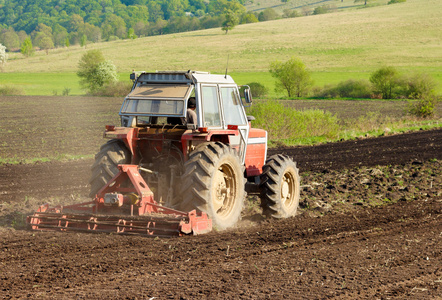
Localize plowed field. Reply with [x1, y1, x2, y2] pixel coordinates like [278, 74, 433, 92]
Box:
[0, 95, 441, 299]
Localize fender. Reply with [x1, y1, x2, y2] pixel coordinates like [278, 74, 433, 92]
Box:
[103, 126, 139, 161]
[181, 129, 239, 160]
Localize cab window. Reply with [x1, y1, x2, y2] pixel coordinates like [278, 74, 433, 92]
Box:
[201, 86, 221, 127]
[220, 87, 246, 125]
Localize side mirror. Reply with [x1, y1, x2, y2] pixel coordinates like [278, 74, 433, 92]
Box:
[241, 85, 252, 107]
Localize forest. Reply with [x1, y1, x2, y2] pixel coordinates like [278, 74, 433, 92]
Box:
[0, 0, 265, 51]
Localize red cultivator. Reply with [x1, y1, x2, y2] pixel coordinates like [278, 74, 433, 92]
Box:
[26, 165, 212, 237]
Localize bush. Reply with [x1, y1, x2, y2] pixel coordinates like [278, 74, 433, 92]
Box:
[62, 87, 71, 96]
[336, 79, 372, 98]
[313, 5, 329, 15]
[407, 95, 438, 118]
[282, 9, 300, 18]
[247, 100, 339, 141]
[0, 85, 24, 95]
[314, 79, 372, 98]
[246, 82, 268, 98]
[388, 0, 406, 4]
[370, 66, 401, 99]
[400, 73, 437, 99]
[91, 80, 133, 97]
[313, 84, 340, 98]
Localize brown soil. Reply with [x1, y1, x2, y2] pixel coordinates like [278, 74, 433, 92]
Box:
[1, 129, 441, 299]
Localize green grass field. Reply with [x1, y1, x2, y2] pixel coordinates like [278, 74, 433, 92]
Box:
[1, 0, 441, 96]
[1, 70, 440, 97]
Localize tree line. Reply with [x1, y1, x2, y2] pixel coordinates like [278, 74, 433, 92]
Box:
[0, 0, 301, 54]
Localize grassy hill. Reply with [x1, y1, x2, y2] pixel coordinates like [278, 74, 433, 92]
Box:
[1, 0, 441, 95]
[244, 0, 385, 13]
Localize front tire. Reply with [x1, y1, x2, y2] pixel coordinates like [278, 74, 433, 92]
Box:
[89, 139, 131, 197]
[180, 142, 244, 230]
[260, 154, 300, 218]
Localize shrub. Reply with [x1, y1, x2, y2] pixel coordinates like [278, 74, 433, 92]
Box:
[313, 5, 329, 15]
[313, 84, 340, 98]
[91, 80, 133, 97]
[246, 82, 268, 98]
[315, 79, 372, 98]
[0, 85, 24, 95]
[247, 100, 339, 141]
[282, 9, 300, 18]
[388, 0, 406, 4]
[258, 8, 279, 21]
[370, 66, 401, 99]
[336, 79, 372, 98]
[62, 87, 71, 96]
[400, 73, 437, 99]
[407, 95, 438, 118]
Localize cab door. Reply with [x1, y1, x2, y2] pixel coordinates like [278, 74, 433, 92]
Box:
[219, 85, 249, 164]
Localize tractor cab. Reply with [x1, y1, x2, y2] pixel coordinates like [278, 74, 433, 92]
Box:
[120, 71, 251, 128]
[118, 71, 259, 168]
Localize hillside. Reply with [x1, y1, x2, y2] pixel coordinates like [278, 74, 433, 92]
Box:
[245, 0, 383, 13]
[1, 0, 441, 97]
[3, 0, 440, 76]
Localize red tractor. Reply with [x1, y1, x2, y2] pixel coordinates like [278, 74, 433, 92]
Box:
[27, 71, 300, 236]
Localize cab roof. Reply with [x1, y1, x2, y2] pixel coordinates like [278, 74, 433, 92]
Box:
[134, 71, 236, 85]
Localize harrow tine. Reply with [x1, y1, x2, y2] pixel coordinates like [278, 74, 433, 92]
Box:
[27, 211, 209, 237]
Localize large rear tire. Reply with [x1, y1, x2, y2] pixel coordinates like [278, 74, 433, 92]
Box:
[180, 142, 244, 230]
[260, 154, 300, 218]
[89, 139, 131, 197]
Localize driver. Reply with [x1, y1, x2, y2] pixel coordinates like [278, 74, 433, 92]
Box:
[186, 97, 197, 125]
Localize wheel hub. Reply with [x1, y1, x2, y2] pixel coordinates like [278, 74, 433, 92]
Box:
[281, 173, 293, 207]
[214, 170, 228, 212]
[281, 180, 290, 199]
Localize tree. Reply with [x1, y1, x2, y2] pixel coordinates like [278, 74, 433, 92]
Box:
[94, 60, 118, 88]
[282, 9, 300, 18]
[53, 24, 69, 47]
[354, 0, 375, 5]
[369, 66, 400, 99]
[0, 28, 20, 50]
[80, 34, 87, 47]
[258, 8, 279, 21]
[77, 50, 118, 93]
[269, 57, 313, 97]
[101, 14, 126, 40]
[222, 10, 239, 34]
[84, 23, 102, 43]
[241, 13, 259, 24]
[20, 37, 34, 57]
[32, 24, 54, 53]
[0, 43, 7, 71]
[127, 28, 137, 39]
[313, 5, 329, 15]
[39, 36, 54, 54]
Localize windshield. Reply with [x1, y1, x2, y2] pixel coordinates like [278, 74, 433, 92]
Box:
[120, 84, 193, 116]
